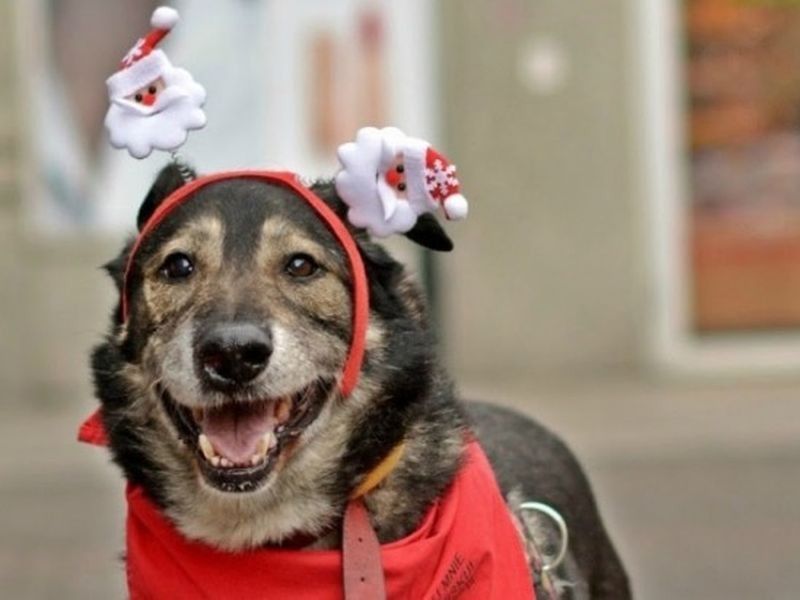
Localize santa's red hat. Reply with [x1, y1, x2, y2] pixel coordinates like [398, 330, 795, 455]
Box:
[106, 7, 179, 100]
[404, 141, 469, 221]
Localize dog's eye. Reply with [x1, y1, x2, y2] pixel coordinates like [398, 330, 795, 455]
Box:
[160, 253, 194, 280]
[284, 254, 319, 279]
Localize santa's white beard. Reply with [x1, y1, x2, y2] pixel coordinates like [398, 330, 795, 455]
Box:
[105, 67, 207, 159]
[336, 127, 426, 237]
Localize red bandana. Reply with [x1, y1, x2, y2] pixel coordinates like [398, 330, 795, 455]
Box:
[122, 441, 533, 600]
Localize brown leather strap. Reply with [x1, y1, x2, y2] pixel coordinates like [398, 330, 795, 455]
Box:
[342, 498, 387, 600]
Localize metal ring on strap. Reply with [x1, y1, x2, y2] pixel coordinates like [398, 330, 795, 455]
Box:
[518, 502, 569, 572]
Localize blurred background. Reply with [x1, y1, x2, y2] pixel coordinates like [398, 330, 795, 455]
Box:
[2, 0, 800, 598]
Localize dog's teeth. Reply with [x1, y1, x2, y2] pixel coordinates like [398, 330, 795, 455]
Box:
[219, 458, 232, 468]
[198, 434, 217, 461]
[275, 398, 292, 423]
[255, 432, 274, 458]
[255, 435, 267, 456]
[210, 456, 221, 467]
[250, 454, 262, 466]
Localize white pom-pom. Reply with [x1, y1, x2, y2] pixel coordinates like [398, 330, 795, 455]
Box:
[151, 6, 179, 30]
[443, 194, 468, 220]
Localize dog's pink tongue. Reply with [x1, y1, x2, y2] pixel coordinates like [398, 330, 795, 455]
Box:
[200, 403, 273, 465]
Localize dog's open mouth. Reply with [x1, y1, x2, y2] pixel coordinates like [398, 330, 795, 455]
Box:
[160, 380, 333, 493]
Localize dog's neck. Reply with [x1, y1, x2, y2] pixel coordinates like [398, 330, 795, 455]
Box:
[284, 441, 406, 550]
[307, 412, 468, 550]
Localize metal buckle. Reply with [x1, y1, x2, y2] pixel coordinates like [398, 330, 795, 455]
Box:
[518, 501, 569, 572]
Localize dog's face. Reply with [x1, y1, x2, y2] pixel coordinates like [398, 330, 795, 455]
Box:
[94, 165, 453, 548]
[133, 180, 353, 494]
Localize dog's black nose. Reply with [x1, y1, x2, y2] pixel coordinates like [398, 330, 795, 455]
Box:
[196, 323, 272, 389]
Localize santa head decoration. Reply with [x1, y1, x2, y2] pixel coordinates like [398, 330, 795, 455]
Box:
[104, 6, 206, 159]
[335, 127, 469, 238]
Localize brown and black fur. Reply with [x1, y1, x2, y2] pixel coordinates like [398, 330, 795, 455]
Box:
[91, 164, 630, 597]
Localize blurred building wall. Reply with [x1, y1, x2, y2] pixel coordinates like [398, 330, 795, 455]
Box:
[2, 2, 650, 408]
[440, 0, 643, 380]
[0, 0, 23, 402]
[2, 2, 116, 408]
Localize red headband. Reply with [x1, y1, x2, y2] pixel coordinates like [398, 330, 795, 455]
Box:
[79, 170, 369, 447]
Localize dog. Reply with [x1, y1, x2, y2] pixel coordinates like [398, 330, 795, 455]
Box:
[89, 163, 630, 598]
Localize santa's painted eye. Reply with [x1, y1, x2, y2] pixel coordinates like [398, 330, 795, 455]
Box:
[148, 86, 157, 94]
[134, 94, 143, 103]
[284, 254, 319, 279]
[398, 183, 407, 191]
[159, 253, 194, 281]
[396, 164, 405, 173]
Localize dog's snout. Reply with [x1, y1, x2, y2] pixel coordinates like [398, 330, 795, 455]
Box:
[197, 323, 272, 389]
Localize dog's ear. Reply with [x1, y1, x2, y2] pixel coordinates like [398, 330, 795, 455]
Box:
[102, 252, 126, 293]
[137, 163, 195, 230]
[101, 239, 134, 324]
[102, 238, 135, 292]
[403, 214, 453, 252]
[309, 179, 350, 224]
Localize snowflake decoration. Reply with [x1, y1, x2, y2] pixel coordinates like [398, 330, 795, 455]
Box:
[425, 159, 460, 198]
